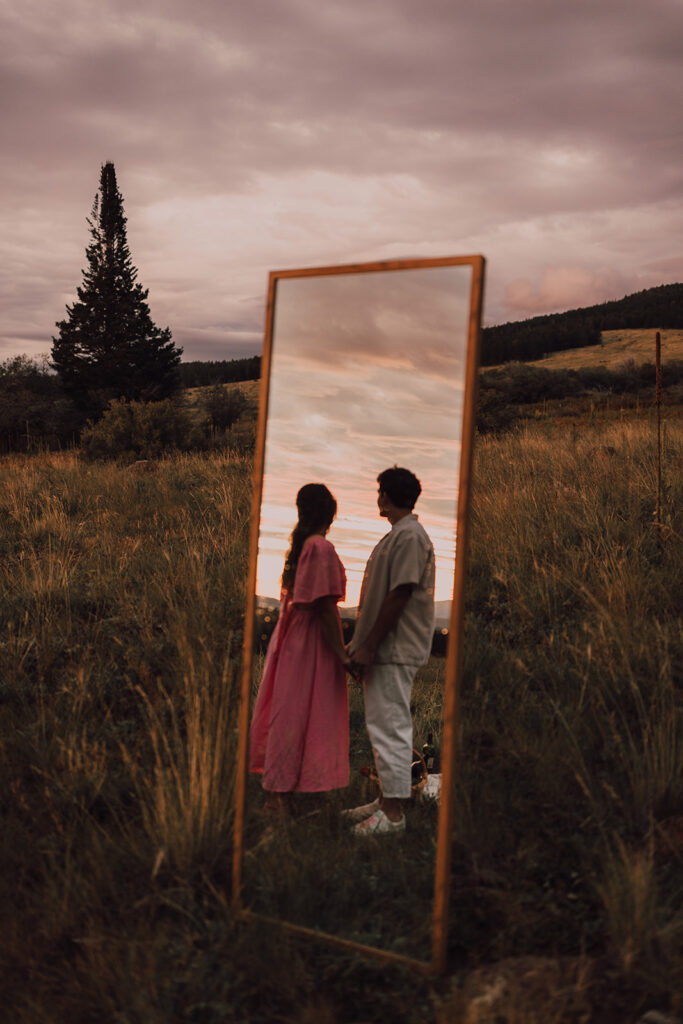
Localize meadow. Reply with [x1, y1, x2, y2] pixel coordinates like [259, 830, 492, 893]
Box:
[0, 412, 681, 1023]
[517, 328, 683, 372]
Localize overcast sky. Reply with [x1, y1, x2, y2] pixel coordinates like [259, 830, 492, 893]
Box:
[2, 0, 681, 364]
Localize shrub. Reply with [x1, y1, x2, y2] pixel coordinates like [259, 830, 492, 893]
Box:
[81, 397, 202, 459]
[478, 359, 683, 411]
[205, 383, 249, 430]
[0, 355, 82, 451]
[475, 386, 518, 435]
[224, 417, 256, 455]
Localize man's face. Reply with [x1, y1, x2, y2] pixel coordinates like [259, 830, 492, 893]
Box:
[377, 488, 391, 518]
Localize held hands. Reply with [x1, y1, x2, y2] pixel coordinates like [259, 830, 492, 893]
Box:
[344, 641, 375, 684]
[340, 652, 359, 679]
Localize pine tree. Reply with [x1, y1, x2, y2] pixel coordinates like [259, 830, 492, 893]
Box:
[52, 162, 182, 414]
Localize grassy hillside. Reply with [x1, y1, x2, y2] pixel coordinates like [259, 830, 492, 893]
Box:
[1, 415, 681, 1022]
[524, 328, 683, 372]
[182, 377, 260, 413]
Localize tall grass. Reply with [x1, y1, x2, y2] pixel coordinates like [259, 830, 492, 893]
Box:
[125, 637, 239, 877]
[451, 418, 682, 1016]
[0, 417, 681, 1022]
[0, 450, 252, 1018]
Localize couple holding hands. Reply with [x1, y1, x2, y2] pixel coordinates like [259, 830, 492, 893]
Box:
[249, 466, 436, 836]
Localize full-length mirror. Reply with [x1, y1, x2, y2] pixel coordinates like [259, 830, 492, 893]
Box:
[234, 256, 485, 973]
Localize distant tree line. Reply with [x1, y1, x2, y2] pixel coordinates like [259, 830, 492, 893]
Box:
[179, 355, 261, 388]
[481, 283, 683, 365]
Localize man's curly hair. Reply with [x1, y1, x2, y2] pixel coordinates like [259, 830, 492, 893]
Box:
[377, 466, 421, 510]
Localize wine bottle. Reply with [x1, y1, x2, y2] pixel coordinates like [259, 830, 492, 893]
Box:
[422, 732, 436, 773]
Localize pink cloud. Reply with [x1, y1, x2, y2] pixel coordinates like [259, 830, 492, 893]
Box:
[642, 255, 683, 277]
[503, 266, 633, 317]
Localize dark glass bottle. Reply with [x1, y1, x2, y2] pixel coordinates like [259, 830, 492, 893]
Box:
[422, 732, 437, 773]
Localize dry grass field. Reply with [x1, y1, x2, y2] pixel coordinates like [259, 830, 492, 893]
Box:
[0, 412, 681, 1022]
[524, 328, 683, 372]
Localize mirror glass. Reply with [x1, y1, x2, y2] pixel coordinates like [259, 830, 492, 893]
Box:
[238, 258, 482, 964]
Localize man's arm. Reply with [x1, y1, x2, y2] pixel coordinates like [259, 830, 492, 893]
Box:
[296, 595, 352, 671]
[351, 583, 414, 677]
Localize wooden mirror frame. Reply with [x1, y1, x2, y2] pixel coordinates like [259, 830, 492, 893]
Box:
[232, 254, 485, 975]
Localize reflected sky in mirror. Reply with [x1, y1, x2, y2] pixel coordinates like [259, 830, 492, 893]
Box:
[257, 265, 473, 608]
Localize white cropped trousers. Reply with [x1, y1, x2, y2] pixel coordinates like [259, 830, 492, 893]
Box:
[363, 663, 416, 799]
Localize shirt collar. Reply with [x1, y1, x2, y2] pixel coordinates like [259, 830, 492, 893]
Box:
[391, 513, 418, 532]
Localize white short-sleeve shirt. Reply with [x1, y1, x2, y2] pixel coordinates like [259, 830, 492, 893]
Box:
[350, 513, 435, 666]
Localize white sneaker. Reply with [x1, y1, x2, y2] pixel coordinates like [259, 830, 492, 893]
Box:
[340, 798, 380, 824]
[352, 808, 406, 836]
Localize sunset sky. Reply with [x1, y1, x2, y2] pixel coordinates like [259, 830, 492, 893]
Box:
[2, 0, 681, 364]
[256, 262, 474, 605]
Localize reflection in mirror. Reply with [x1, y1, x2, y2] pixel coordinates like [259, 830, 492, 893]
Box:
[234, 257, 484, 971]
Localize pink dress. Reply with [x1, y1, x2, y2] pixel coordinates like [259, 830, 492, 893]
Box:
[249, 536, 349, 792]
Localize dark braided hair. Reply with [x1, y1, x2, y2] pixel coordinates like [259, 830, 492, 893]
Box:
[281, 483, 337, 592]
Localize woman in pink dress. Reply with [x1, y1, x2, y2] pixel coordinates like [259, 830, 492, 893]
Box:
[249, 483, 351, 811]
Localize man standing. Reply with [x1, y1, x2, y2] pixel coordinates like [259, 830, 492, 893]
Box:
[346, 466, 435, 835]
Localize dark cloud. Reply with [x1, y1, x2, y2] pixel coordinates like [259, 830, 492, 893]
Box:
[1, 0, 681, 361]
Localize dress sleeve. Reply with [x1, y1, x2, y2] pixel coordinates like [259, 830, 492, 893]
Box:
[293, 538, 346, 604]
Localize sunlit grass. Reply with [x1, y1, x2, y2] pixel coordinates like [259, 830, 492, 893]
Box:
[526, 327, 683, 371]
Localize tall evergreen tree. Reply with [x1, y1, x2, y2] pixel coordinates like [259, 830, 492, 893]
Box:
[52, 162, 182, 413]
